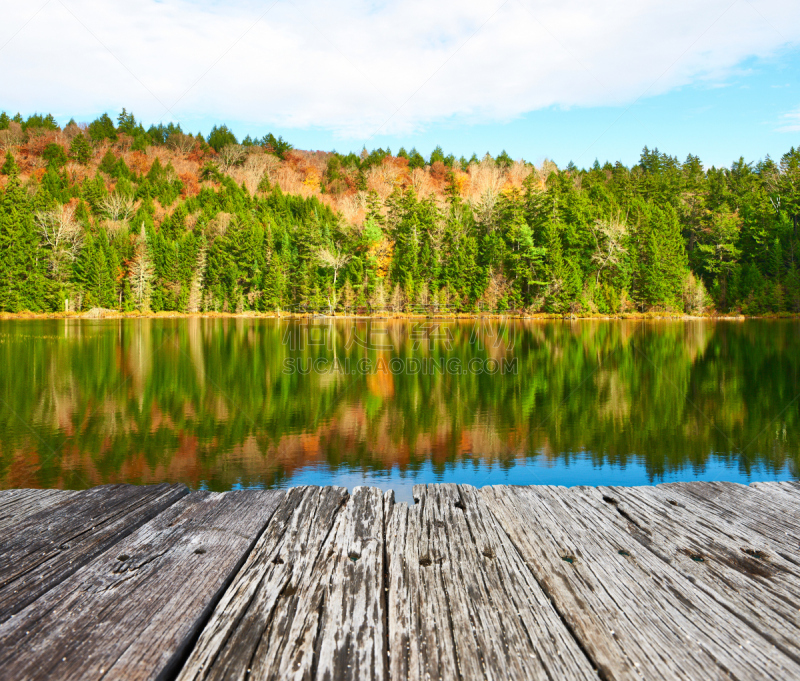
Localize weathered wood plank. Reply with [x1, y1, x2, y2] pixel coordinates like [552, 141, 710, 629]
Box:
[178, 485, 386, 681]
[0, 489, 283, 681]
[592, 483, 800, 664]
[481, 484, 800, 680]
[661, 481, 800, 563]
[385, 483, 598, 681]
[0, 482, 188, 621]
[0, 489, 78, 530]
[750, 480, 800, 505]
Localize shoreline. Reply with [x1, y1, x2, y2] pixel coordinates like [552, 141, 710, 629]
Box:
[1, 309, 795, 321]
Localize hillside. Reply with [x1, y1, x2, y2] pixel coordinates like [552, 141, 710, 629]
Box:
[0, 109, 798, 315]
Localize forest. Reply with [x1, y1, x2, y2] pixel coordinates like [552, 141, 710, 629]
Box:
[0, 109, 799, 315]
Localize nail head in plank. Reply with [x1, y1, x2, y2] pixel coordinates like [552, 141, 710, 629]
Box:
[481, 484, 800, 680]
[0, 483, 188, 621]
[0, 489, 284, 681]
[178, 485, 387, 681]
[386, 483, 598, 681]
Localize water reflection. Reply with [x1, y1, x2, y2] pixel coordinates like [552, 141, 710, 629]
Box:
[0, 318, 797, 494]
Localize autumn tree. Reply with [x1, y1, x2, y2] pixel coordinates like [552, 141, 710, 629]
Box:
[318, 247, 351, 312]
[128, 224, 154, 310]
[35, 205, 83, 284]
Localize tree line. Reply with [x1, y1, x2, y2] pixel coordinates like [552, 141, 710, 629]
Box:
[1, 109, 799, 315]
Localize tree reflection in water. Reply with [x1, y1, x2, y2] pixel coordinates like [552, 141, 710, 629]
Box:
[0, 318, 797, 492]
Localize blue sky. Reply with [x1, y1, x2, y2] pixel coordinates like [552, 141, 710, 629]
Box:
[2, 0, 799, 168]
[241, 51, 800, 169]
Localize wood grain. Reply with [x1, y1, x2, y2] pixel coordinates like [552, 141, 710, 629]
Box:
[0, 482, 188, 621]
[0, 489, 283, 681]
[177, 485, 387, 681]
[482, 484, 800, 680]
[0, 489, 77, 530]
[662, 481, 800, 562]
[593, 483, 800, 664]
[385, 483, 598, 681]
[2, 481, 799, 681]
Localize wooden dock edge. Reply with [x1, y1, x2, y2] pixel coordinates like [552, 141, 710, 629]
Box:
[0, 480, 797, 680]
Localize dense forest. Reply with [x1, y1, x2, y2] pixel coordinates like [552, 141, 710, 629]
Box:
[0, 109, 798, 315]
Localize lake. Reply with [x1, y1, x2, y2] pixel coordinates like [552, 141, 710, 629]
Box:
[0, 317, 797, 502]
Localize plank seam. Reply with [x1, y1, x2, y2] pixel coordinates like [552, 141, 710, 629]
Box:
[381, 492, 391, 681]
[433, 488, 465, 681]
[481, 488, 609, 681]
[157, 491, 286, 681]
[305, 489, 352, 679]
[605, 489, 800, 669]
[0, 485, 190, 625]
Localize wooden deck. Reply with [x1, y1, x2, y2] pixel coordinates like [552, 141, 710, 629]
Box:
[0, 481, 798, 680]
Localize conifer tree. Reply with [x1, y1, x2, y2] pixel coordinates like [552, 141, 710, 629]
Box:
[636, 203, 688, 310]
[341, 279, 354, 312]
[0, 164, 45, 311]
[69, 133, 92, 165]
[1, 151, 15, 175]
[88, 113, 117, 142]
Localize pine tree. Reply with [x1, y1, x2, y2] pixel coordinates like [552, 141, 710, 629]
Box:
[99, 149, 118, 175]
[768, 237, 783, 280]
[341, 279, 354, 313]
[543, 222, 572, 313]
[69, 133, 92, 165]
[95, 233, 117, 308]
[1, 151, 16, 175]
[0, 165, 45, 311]
[786, 263, 800, 312]
[42, 143, 68, 169]
[88, 113, 117, 142]
[635, 203, 688, 310]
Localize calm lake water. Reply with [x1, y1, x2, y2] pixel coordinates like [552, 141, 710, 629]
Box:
[1, 318, 797, 502]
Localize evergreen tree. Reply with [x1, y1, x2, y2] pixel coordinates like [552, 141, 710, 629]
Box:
[635, 203, 688, 310]
[42, 143, 68, 169]
[1, 151, 16, 175]
[88, 113, 117, 142]
[0, 166, 45, 311]
[207, 125, 237, 152]
[69, 133, 92, 165]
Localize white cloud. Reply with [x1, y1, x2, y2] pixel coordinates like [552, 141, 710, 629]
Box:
[1, 0, 799, 139]
[777, 107, 800, 132]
